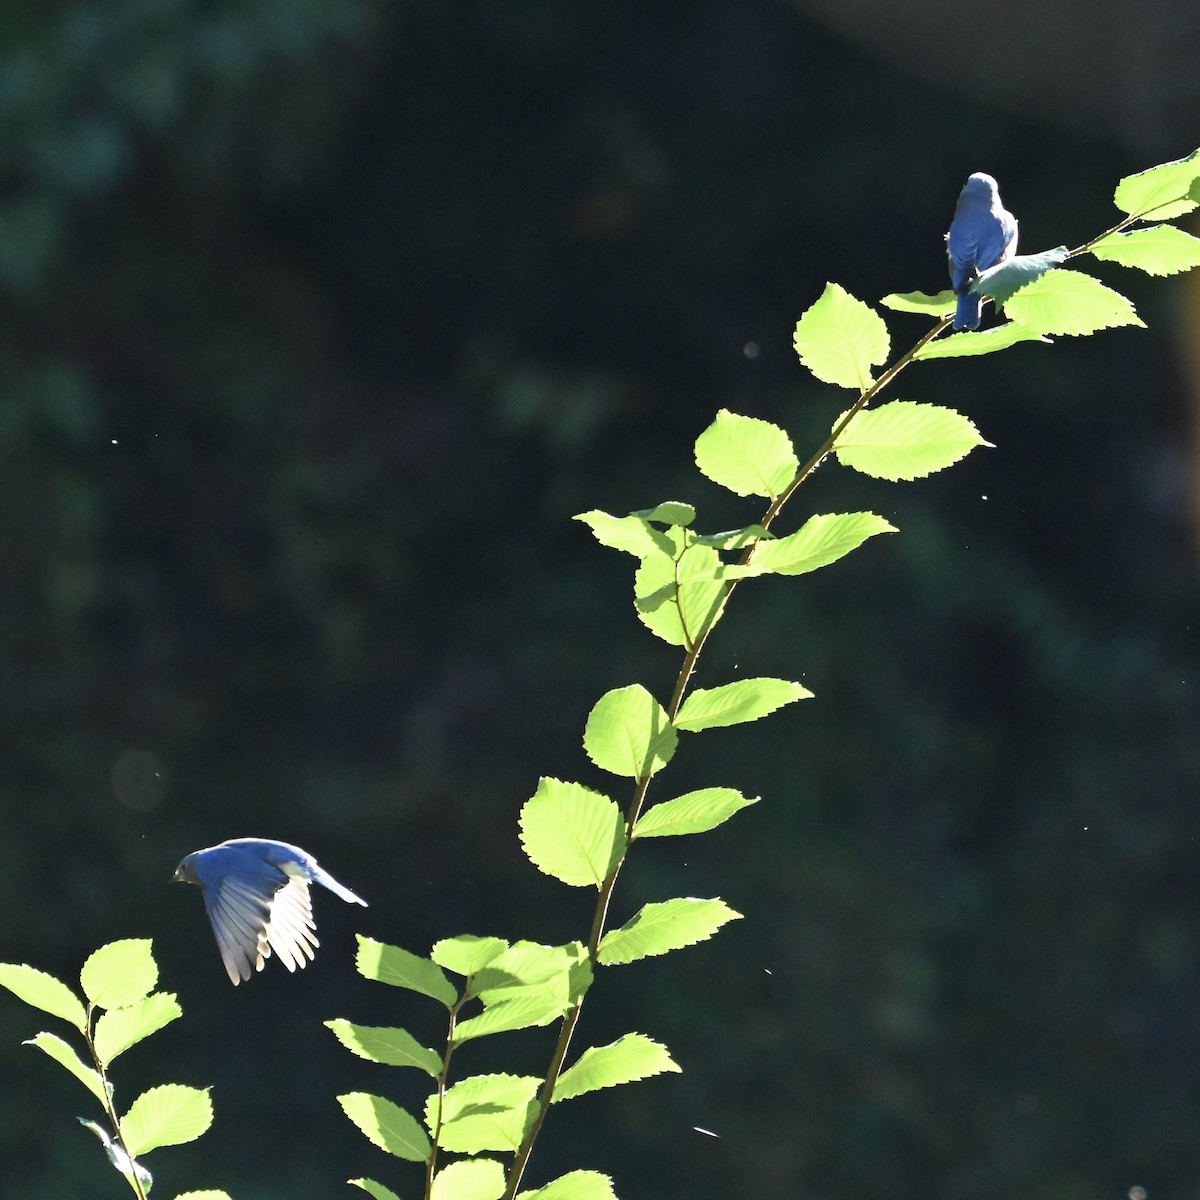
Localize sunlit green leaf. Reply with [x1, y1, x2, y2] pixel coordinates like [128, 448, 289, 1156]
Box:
[573, 511, 672, 558]
[78, 1118, 153, 1192]
[518, 778, 625, 888]
[553, 1033, 681, 1102]
[632, 787, 757, 839]
[432, 936, 510, 978]
[431, 1158, 506, 1200]
[517, 1170, 617, 1200]
[429, 1075, 541, 1155]
[326, 1020, 442, 1076]
[969, 248, 1069, 306]
[583, 685, 677, 779]
[726, 512, 896, 579]
[597, 898, 742, 965]
[0, 963, 87, 1028]
[356, 937, 457, 1007]
[831, 401, 991, 481]
[80, 939, 158, 1011]
[349, 1180, 404, 1200]
[453, 993, 569, 1045]
[1090, 224, 1200, 275]
[879, 290, 955, 316]
[793, 282, 889, 390]
[915, 322, 1048, 359]
[175, 1192, 235, 1199]
[1000, 269, 1144, 335]
[694, 409, 798, 498]
[474, 942, 590, 1009]
[631, 501, 696, 526]
[674, 678, 812, 732]
[339, 1093, 432, 1162]
[94, 992, 181, 1067]
[1113, 148, 1200, 220]
[24, 1032, 107, 1103]
[121, 1084, 213, 1156]
[691, 525, 771, 549]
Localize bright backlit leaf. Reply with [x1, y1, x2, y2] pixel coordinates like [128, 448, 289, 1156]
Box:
[429, 1074, 541, 1155]
[517, 1171, 617, 1200]
[518, 778, 624, 888]
[24, 1032, 107, 1103]
[349, 1181, 403, 1200]
[120, 1084, 213, 1156]
[1001, 269, 1144, 335]
[631, 501, 696, 526]
[574, 511, 673, 558]
[1090, 225, 1200, 275]
[632, 787, 757, 839]
[1113, 148, 1200, 220]
[80, 939, 158, 1011]
[693, 410, 798, 498]
[793, 282, 889, 390]
[553, 1033, 681, 1102]
[597, 898, 742, 965]
[93, 992, 181, 1067]
[674, 679, 812, 732]
[969, 248, 1069, 306]
[356, 938, 457, 1007]
[431, 1158, 506, 1200]
[583, 685, 677, 779]
[727, 512, 895, 579]
[326, 1020, 442, 1076]
[916, 322, 1048, 360]
[0, 963, 87, 1029]
[432, 935, 510, 978]
[339, 1093, 432, 1162]
[879, 290, 956, 317]
[832, 401, 991, 481]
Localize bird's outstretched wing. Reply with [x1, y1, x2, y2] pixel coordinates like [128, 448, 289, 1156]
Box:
[203, 869, 319, 985]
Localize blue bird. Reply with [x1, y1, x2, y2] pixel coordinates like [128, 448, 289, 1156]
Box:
[946, 173, 1018, 330]
[173, 838, 367, 985]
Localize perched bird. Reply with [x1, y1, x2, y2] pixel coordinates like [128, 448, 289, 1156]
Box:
[946, 173, 1019, 330]
[173, 838, 367, 985]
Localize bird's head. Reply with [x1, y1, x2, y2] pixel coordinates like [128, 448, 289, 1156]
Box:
[172, 855, 199, 885]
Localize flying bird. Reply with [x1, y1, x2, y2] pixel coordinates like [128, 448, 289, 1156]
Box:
[173, 838, 367, 985]
[946, 173, 1019, 330]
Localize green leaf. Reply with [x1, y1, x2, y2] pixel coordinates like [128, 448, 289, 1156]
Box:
[1090, 224, 1200, 275]
[674, 678, 812, 732]
[349, 1180, 404, 1200]
[969, 247, 1070, 306]
[518, 778, 625, 888]
[583, 684, 677, 779]
[429, 1075, 541, 1155]
[792, 282, 890, 390]
[574, 511, 672, 558]
[339, 1093, 432, 1162]
[78, 1118, 153, 1193]
[915, 322, 1049, 360]
[831, 401, 992, 481]
[474, 942, 590, 1008]
[432, 936, 510, 978]
[693, 409, 798, 498]
[453, 994, 570, 1045]
[93, 992, 182, 1067]
[356, 937, 457, 1007]
[597, 898, 742, 965]
[431, 1159, 506, 1200]
[726, 512, 896, 579]
[121, 1084, 213, 1156]
[632, 787, 757, 839]
[691, 525, 771, 549]
[0, 963, 87, 1028]
[80, 939, 158, 1011]
[175, 1192, 235, 1200]
[1113, 148, 1200, 220]
[879, 290, 955, 316]
[1000, 268, 1145, 335]
[553, 1033, 681, 1102]
[24, 1032, 107, 1103]
[518, 1170, 617, 1200]
[631, 500, 696, 526]
[326, 1020, 442, 1076]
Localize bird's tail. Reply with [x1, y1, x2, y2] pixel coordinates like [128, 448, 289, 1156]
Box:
[315, 869, 369, 906]
[954, 290, 983, 331]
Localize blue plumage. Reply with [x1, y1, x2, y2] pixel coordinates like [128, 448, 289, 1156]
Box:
[174, 838, 367, 985]
[946, 173, 1019, 330]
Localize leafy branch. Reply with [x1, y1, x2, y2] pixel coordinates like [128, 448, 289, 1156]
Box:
[329, 148, 1200, 1200]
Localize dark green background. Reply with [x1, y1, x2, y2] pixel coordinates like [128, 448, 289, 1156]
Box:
[2, 2, 1198, 1198]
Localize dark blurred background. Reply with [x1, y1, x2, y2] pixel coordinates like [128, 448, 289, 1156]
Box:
[2, 2, 1199, 1198]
